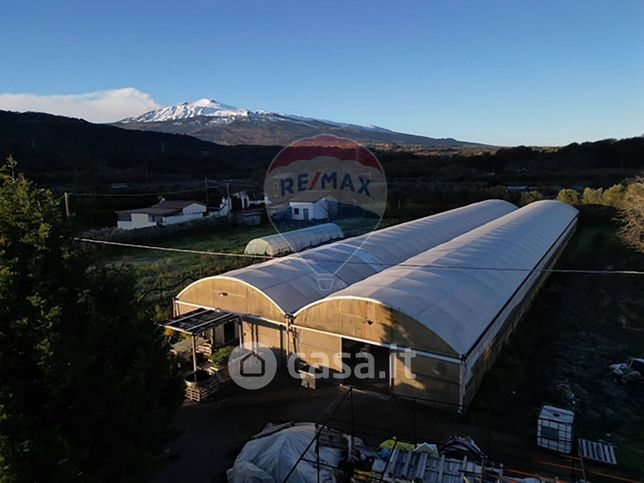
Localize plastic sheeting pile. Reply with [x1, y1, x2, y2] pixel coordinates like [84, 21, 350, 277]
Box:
[227, 422, 345, 483]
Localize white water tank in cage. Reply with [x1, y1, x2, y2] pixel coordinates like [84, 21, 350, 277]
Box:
[537, 405, 575, 454]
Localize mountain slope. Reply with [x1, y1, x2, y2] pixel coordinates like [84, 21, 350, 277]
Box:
[117, 99, 481, 147]
[0, 110, 279, 183]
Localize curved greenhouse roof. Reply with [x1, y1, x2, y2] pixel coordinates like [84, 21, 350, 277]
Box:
[177, 199, 517, 318]
[244, 223, 344, 256]
[296, 200, 579, 356]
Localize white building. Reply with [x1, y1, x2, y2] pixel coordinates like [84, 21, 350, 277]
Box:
[116, 200, 207, 230]
[289, 192, 337, 221]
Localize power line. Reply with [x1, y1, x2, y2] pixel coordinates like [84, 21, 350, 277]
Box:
[74, 238, 644, 276]
[65, 179, 222, 198]
[74, 238, 273, 260]
[69, 187, 213, 198]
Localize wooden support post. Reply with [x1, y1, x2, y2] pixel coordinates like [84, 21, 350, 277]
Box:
[191, 335, 198, 372]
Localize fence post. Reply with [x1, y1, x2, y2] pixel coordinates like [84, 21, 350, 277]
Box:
[64, 192, 71, 218]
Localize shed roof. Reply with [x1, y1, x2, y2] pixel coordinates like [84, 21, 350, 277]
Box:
[152, 200, 205, 209]
[178, 199, 517, 315]
[117, 199, 204, 216]
[162, 307, 238, 335]
[301, 200, 578, 356]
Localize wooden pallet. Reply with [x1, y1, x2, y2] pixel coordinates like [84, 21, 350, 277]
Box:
[185, 372, 229, 402]
[578, 438, 618, 465]
[197, 342, 213, 357]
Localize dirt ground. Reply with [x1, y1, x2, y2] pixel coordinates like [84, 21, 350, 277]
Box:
[154, 371, 639, 482]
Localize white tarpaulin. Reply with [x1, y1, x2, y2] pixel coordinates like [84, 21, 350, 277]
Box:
[227, 423, 344, 483]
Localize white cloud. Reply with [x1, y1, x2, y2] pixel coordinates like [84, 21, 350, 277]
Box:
[0, 87, 161, 123]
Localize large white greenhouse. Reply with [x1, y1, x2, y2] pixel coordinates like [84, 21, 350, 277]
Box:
[296, 200, 579, 407]
[243, 223, 345, 256]
[176, 199, 516, 318]
[173, 199, 578, 409]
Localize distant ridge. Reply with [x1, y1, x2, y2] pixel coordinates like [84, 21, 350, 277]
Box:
[0, 109, 279, 183]
[116, 98, 482, 147]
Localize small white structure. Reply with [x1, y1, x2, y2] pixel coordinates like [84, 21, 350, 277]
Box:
[234, 191, 265, 210]
[289, 191, 337, 221]
[537, 405, 575, 454]
[210, 196, 232, 219]
[244, 223, 344, 256]
[116, 199, 207, 230]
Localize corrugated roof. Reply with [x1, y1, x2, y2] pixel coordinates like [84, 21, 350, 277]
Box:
[179, 199, 517, 315]
[303, 200, 578, 355]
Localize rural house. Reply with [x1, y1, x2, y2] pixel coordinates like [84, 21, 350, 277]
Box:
[289, 191, 338, 221]
[116, 199, 207, 230]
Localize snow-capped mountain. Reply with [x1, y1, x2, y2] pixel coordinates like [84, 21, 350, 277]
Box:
[117, 99, 479, 147]
[122, 99, 251, 123]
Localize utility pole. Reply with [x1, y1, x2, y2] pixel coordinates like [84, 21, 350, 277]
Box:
[64, 192, 71, 218]
[204, 178, 209, 206]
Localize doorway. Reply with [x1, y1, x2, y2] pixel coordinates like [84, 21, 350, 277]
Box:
[341, 339, 390, 393]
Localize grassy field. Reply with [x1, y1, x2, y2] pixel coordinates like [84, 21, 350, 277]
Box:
[98, 223, 276, 320]
[471, 206, 644, 476]
[97, 216, 402, 320]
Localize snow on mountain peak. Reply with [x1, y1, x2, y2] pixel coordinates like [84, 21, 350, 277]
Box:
[121, 98, 250, 123]
[192, 98, 220, 107]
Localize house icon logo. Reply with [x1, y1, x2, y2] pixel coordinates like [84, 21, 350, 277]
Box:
[239, 351, 265, 378]
[228, 341, 277, 390]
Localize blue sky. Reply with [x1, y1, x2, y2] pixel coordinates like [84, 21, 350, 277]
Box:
[1, 0, 642, 145]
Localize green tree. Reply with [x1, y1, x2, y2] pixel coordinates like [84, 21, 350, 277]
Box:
[0, 156, 183, 481]
[556, 188, 581, 205]
[519, 190, 544, 206]
[582, 187, 604, 205]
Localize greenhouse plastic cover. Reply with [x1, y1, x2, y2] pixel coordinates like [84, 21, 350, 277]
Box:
[227, 422, 343, 483]
[311, 200, 578, 356]
[193, 199, 516, 315]
[244, 223, 344, 256]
